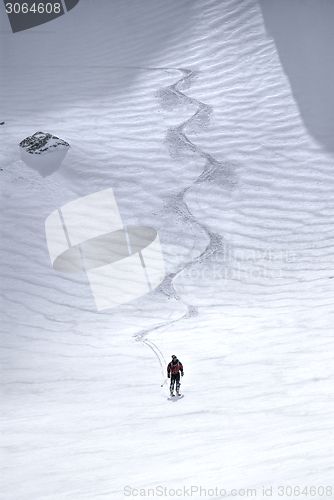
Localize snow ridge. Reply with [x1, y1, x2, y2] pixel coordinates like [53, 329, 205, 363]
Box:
[134, 68, 237, 375]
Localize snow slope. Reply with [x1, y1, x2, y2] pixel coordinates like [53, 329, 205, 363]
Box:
[1, 0, 334, 498]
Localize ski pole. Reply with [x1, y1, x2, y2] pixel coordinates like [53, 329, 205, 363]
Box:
[161, 377, 168, 387]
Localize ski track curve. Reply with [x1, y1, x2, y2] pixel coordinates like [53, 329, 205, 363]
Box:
[134, 68, 237, 378]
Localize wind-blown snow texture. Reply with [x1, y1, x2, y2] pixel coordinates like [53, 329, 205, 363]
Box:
[1, 0, 334, 499]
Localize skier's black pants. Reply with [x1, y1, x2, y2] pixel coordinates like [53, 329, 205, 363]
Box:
[170, 373, 181, 393]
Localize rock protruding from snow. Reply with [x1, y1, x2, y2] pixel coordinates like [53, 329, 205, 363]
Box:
[19, 131, 69, 155]
[19, 131, 70, 177]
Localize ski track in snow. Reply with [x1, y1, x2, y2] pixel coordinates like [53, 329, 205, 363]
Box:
[134, 68, 237, 376]
[2, 1, 334, 494]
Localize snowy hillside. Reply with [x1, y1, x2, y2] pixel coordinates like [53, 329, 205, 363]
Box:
[1, 0, 334, 499]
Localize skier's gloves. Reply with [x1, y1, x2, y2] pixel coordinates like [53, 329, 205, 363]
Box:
[168, 373, 170, 378]
[181, 372, 184, 376]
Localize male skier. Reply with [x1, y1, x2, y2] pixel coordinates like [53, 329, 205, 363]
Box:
[167, 355, 184, 396]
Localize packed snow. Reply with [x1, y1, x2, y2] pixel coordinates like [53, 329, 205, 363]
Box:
[1, 0, 334, 499]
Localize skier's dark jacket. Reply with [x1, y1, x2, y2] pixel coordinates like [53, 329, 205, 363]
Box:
[167, 359, 183, 376]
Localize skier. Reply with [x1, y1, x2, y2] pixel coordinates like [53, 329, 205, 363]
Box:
[167, 355, 184, 396]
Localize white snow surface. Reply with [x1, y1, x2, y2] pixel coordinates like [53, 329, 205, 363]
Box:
[1, 0, 334, 499]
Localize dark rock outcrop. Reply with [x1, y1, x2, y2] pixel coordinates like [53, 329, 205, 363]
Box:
[19, 131, 70, 177]
[19, 131, 69, 154]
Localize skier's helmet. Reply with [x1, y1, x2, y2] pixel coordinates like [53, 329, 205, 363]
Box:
[172, 355, 177, 359]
